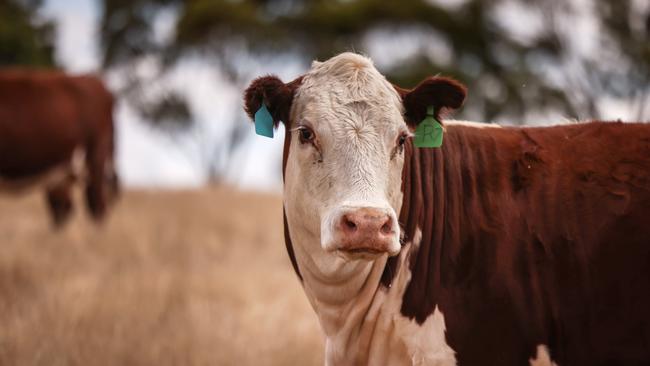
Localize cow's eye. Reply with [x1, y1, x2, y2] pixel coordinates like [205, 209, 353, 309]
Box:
[298, 126, 315, 144]
[391, 132, 409, 160]
[397, 134, 407, 147]
[397, 132, 409, 151]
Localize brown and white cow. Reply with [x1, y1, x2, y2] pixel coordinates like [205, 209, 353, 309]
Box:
[0, 69, 119, 227]
[244, 53, 650, 365]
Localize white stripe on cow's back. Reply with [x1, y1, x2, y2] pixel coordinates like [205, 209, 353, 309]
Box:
[444, 120, 502, 129]
[530, 345, 559, 366]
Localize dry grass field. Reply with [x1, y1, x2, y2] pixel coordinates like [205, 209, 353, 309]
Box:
[0, 186, 323, 366]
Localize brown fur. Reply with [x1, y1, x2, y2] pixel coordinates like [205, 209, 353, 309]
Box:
[243, 75, 303, 128]
[398, 121, 650, 365]
[0, 69, 119, 225]
[245, 75, 305, 281]
[282, 128, 302, 280]
[394, 76, 467, 124]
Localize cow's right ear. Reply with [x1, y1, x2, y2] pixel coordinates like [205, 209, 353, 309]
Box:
[243, 75, 303, 128]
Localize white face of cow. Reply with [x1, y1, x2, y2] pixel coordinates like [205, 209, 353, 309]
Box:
[244, 52, 466, 270]
[285, 54, 407, 260]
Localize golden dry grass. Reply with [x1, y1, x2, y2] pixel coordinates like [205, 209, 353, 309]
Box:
[0, 186, 323, 366]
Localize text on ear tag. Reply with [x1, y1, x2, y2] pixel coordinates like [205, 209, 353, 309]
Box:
[414, 106, 443, 148]
[254, 104, 274, 138]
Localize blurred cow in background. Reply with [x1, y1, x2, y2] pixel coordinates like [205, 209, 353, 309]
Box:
[0, 70, 119, 227]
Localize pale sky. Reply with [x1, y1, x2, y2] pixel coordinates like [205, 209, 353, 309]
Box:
[41, 0, 296, 191]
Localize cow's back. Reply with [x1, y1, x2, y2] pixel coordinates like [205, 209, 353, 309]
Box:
[0, 69, 106, 180]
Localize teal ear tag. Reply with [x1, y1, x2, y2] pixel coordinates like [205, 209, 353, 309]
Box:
[254, 104, 274, 138]
[414, 106, 444, 148]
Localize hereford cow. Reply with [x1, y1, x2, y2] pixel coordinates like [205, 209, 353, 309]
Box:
[0, 69, 119, 226]
[244, 53, 650, 365]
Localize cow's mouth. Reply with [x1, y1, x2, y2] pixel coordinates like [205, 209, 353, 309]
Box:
[342, 247, 384, 255]
[335, 246, 396, 260]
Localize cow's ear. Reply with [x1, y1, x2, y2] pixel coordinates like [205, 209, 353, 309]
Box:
[395, 76, 467, 127]
[243, 75, 303, 127]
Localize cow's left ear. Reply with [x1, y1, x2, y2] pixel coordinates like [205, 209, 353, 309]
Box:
[243, 75, 303, 128]
[395, 76, 467, 127]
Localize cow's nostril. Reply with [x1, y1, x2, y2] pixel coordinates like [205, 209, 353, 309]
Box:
[343, 215, 357, 231]
[380, 219, 393, 235]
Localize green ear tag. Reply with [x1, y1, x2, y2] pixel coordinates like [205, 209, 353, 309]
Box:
[414, 106, 443, 148]
[254, 104, 274, 138]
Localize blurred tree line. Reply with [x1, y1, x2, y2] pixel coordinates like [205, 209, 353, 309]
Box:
[0, 0, 55, 67]
[99, 0, 650, 126]
[3, 0, 649, 181]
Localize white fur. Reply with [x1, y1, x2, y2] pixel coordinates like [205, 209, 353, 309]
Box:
[444, 120, 502, 128]
[285, 52, 406, 256]
[394, 307, 457, 365]
[283, 53, 457, 365]
[529, 345, 558, 366]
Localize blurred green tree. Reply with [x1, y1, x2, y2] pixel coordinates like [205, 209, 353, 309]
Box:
[100, 0, 649, 126]
[0, 0, 56, 67]
[98, 0, 649, 182]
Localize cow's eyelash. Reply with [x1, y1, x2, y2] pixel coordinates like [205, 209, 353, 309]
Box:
[290, 126, 314, 134]
[397, 131, 412, 143]
[292, 125, 318, 146]
[290, 121, 315, 131]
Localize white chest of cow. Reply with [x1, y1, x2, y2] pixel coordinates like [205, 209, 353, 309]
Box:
[312, 234, 457, 366]
[357, 241, 457, 366]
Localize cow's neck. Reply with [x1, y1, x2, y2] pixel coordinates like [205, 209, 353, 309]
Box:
[290, 229, 416, 364]
[296, 244, 387, 334]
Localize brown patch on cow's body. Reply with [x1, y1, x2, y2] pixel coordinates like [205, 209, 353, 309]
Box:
[394, 121, 650, 365]
[282, 124, 302, 281]
[0, 69, 118, 225]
